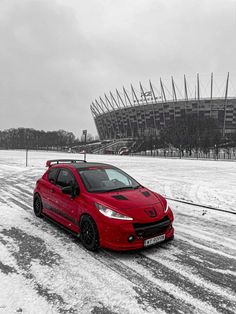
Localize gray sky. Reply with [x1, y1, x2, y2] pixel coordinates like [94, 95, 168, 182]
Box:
[0, 0, 235, 137]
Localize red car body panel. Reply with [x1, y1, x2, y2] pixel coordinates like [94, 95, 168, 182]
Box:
[34, 162, 174, 251]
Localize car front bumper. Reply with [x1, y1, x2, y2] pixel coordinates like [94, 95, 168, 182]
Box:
[98, 214, 174, 251]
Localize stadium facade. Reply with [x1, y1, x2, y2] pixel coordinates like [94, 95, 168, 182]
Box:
[91, 73, 236, 140]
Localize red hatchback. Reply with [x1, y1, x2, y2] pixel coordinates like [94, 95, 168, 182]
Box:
[33, 160, 174, 251]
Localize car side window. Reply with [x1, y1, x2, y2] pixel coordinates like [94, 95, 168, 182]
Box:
[56, 169, 76, 188]
[48, 167, 59, 184]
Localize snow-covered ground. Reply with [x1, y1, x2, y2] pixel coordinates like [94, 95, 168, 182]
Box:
[0, 150, 235, 314]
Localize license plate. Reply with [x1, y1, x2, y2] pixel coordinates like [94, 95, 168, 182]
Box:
[144, 234, 165, 247]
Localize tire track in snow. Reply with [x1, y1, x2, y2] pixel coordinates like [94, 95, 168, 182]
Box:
[0, 227, 77, 314]
[3, 186, 187, 313]
[175, 225, 236, 259]
[87, 249, 199, 314]
[135, 252, 236, 314]
[94, 249, 227, 314]
[2, 167, 236, 314]
[3, 184, 205, 313]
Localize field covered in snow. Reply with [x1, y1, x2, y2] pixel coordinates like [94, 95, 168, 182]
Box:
[0, 150, 235, 314]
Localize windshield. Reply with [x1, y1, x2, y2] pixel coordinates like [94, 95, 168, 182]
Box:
[77, 167, 140, 192]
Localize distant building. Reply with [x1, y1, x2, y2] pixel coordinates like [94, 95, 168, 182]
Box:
[91, 73, 236, 140]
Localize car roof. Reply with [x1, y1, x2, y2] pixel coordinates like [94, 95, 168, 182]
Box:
[73, 162, 113, 169]
[51, 162, 114, 170]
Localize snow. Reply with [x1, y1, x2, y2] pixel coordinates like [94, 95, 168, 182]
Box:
[0, 150, 235, 314]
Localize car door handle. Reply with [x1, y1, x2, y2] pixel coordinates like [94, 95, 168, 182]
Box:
[51, 188, 55, 193]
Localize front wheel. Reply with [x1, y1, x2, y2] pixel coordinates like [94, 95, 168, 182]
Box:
[33, 194, 43, 218]
[80, 215, 99, 251]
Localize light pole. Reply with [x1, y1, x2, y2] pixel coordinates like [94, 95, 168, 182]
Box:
[25, 133, 29, 167]
[82, 129, 87, 161]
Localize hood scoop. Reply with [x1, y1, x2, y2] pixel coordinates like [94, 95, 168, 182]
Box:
[112, 195, 128, 200]
[142, 191, 150, 197]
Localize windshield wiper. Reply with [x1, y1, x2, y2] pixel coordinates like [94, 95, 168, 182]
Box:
[133, 184, 142, 189]
[106, 186, 135, 192]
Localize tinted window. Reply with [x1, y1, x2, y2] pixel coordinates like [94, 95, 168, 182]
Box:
[78, 167, 139, 192]
[106, 168, 131, 186]
[48, 168, 59, 184]
[56, 169, 75, 188]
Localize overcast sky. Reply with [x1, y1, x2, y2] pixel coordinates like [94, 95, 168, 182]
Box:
[0, 0, 235, 137]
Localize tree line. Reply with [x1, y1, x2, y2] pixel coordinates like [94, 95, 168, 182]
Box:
[0, 128, 82, 150]
[159, 115, 222, 155]
[0, 117, 235, 153]
[139, 115, 232, 155]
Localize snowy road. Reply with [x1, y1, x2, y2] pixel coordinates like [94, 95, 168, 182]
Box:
[0, 151, 235, 314]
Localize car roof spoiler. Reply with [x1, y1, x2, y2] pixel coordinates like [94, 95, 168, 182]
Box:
[46, 159, 87, 167]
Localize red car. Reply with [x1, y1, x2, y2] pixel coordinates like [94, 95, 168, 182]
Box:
[33, 159, 174, 251]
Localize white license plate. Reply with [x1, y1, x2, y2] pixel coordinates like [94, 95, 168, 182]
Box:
[144, 234, 165, 247]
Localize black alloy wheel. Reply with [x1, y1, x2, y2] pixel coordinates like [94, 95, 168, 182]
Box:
[33, 194, 43, 218]
[80, 215, 99, 251]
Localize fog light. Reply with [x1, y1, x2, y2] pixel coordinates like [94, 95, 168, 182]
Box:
[128, 235, 135, 242]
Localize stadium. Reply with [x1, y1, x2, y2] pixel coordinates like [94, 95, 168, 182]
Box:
[91, 73, 236, 141]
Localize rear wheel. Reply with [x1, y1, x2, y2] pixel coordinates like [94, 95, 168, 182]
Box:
[80, 215, 99, 251]
[33, 194, 43, 218]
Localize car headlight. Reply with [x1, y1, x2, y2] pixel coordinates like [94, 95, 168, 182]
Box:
[95, 203, 133, 220]
[164, 200, 169, 213]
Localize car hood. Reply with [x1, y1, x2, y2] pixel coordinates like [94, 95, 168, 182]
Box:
[93, 187, 165, 221]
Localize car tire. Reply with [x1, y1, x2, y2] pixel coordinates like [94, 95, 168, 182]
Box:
[80, 215, 99, 251]
[33, 194, 43, 218]
[166, 235, 174, 242]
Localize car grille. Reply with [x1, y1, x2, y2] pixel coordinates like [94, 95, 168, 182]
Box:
[133, 216, 171, 238]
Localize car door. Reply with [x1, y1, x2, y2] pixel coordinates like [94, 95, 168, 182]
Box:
[50, 168, 80, 232]
[41, 166, 60, 211]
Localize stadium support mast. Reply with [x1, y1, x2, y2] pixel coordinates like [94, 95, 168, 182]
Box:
[96, 97, 115, 137]
[95, 100, 107, 138]
[160, 78, 166, 102]
[123, 87, 133, 107]
[223, 72, 229, 137]
[184, 75, 188, 101]
[225, 72, 229, 100]
[197, 73, 200, 101]
[105, 93, 115, 111]
[110, 92, 120, 109]
[171, 76, 177, 121]
[197, 73, 200, 116]
[139, 82, 150, 135]
[183, 75, 188, 116]
[210, 72, 213, 117]
[105, 93, 122, 136]
[92, 103, 100, 117]
[140, 82, 148, 105]
[160, 78, 166, 126]
[171, 76, 177, 102]
[100, 96, 110, 112]
[131, 84, 140, 106]
[95, 99, 105, 114]
[116, 89, 126, 108]
[100, 96, 116, 138]
[91, 104, 103, 138]
[131, 84, 148, 131]
[210, 72, 213, 100]
[123, 87, 140, 136]
[149, 80, 158, 132]
[115, 89, 133, 137]
[90, 104, 97, 117]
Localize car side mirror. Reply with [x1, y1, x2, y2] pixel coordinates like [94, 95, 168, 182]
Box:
[73, 186, 80, 198]
[62, 185, 80, 199]
[62, 186, 73, 195]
